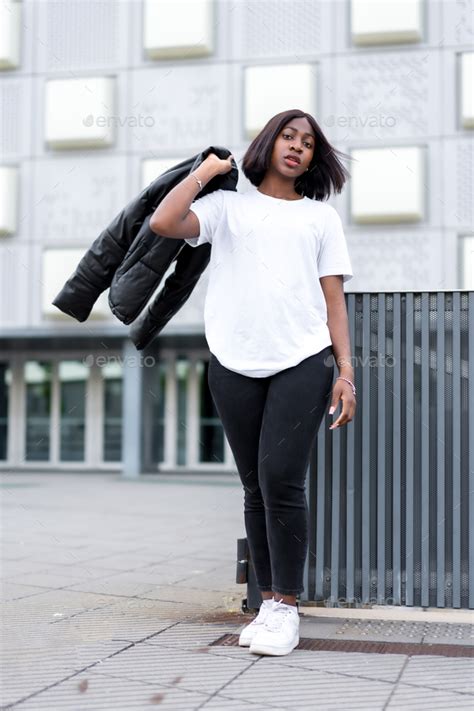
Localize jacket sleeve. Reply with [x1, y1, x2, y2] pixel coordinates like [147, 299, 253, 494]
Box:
[128, 241, 211, 350]
[51, 192, 156, 322]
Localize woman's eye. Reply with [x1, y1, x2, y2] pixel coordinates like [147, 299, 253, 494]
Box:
[283, 134, 312, 149]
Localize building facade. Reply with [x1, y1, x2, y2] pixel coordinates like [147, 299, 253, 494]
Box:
[0, 0, 473, 473]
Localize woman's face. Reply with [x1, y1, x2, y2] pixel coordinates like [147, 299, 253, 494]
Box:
[270, 118, 315, 178]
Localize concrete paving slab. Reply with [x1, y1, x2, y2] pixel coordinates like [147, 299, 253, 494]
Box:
[13, 668, 212, 710]
[142, 621, 244, 650]
[214, 661, 395, 709]
[1, 560, 59, 579]
[298, 616, 346, 639]
[3, 570, 98, 589]
[386, 682, 474, 709]
[263, 648, 406, 682]
[1, 581, 55, 602]
[1, 589, 120, 628]
[202, 692, 287, 709]
[79, 551, 181, 570]
[1, 639, 132, 708]
[398, 655, 474, 694]
[84, 643, 254, 697]
[51, 577, 159, 598]
[139, 583, 241, 610]
[174, 562, 241, 592]
[204, 645, 261, 662]
[39, 563, 143, 579]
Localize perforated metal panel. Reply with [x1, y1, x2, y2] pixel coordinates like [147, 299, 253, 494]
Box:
[39, 1, 123, 70]
[302, 291, 473, 610]
[239, 0, 323, 58]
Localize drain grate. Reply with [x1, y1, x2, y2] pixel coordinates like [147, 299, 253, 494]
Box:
[210, 634, 474, 658]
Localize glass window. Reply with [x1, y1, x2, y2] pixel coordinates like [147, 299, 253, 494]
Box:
[25, 361, 52, 461]
[351, 0, 422, 46]
[0, 166, 18, 236]
[42, 248, 110, 318]
[44, 77, 116, 149]
[460, 52, 474, 129]
[350, 146, 424, 223]
[141, 157, 180, 190]
[197, 359, 224, 463]
[0, 1, 21, 69]
[59, 361, 88, 462]
[103, 361, 122, 462]
[176, 357, 189, 466]
[0, 363, 11, 460]
[244, 64, 315, 139]
[143, 0, 213, 59]
[151, 361, 167, 464]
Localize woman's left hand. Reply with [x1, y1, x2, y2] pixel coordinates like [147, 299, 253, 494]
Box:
[328, 379, 356, 430]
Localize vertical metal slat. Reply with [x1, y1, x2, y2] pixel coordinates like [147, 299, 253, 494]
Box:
[346, 294, 356, 603]
[405, 293, 415, 606]
[421, 293, 430, 606]
[330, 427, 341, 603]
[361, 293, 371, 602]
[315, 423, 327, 602]
[452, 292, 461, 607]
[436, 292, 446, 607]
[377, 294, 386, 603]
[392, 294, 402, 605]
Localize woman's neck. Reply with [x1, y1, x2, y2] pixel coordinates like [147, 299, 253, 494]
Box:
[257, 176, 301, 201]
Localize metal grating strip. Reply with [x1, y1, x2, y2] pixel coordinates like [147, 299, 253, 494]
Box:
[210, 634, 474, 658]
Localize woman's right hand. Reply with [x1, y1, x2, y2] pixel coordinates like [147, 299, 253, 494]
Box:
[203, 153, 235, 176]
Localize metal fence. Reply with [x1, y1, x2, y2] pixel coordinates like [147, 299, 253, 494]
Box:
[240, 291, 473, 610]
[299, 291, 473, 610]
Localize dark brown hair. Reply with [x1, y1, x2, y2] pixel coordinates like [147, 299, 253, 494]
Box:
[241, 109, 352, 201]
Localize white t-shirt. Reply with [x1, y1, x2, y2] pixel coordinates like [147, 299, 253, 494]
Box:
[185, 186, 353, 377]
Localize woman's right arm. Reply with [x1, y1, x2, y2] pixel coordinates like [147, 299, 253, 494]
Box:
[149, 154, 234, 239]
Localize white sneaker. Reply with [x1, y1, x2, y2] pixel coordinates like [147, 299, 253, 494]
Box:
[238, 598, 275, 647]
[249, 599, 300, 656]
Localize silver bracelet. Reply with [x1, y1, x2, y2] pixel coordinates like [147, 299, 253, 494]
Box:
[190, 173, 202, 191]
[336, 376, 356, 397]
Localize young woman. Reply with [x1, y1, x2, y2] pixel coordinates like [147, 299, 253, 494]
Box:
[150, 109, 356, 657]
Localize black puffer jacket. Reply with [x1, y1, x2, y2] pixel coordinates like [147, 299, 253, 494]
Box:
[52, 146, 238, 349]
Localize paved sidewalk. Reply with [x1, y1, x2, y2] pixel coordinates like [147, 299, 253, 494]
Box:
[1, 472, 473, 710]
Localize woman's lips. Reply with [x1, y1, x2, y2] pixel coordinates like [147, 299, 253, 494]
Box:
[283, 156, 300, 167]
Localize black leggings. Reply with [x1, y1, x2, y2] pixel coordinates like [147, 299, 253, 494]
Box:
[207, 345, 334, 596]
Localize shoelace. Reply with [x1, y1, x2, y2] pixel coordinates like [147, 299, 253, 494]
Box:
[262, 600, 296, 632]
[255, 598, 274, 622]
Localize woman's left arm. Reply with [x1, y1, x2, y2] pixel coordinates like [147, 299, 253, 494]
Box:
[320, 275, 356, 430]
